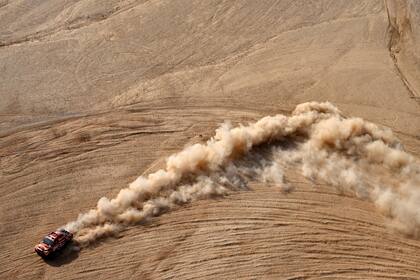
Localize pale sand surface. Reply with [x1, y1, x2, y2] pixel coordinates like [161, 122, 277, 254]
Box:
[1, 1, 420, 279]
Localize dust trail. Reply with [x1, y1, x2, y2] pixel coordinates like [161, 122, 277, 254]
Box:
[64, 102, 420, 245]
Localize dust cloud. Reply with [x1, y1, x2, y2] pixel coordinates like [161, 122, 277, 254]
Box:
[64, 102, 420, 245]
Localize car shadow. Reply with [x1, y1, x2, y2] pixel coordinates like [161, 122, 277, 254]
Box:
[44, 242, 80, 267]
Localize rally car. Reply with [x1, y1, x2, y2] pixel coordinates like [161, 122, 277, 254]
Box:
[34, 229, 73, 258]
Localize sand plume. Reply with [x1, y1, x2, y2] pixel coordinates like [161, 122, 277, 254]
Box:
[63, 102, 420, 245]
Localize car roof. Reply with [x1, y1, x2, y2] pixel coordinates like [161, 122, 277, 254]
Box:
[46, 232, 60, 238]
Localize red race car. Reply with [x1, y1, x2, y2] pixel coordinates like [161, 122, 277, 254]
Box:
[35, 229, 73, 258]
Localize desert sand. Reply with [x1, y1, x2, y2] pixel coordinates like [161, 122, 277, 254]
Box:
[1, 0, 420, 279]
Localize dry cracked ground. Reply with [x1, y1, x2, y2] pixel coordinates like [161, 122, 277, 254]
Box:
[1, 0, 420, 279]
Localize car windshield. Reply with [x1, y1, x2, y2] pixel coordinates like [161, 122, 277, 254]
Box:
[42, 238, 54, 246]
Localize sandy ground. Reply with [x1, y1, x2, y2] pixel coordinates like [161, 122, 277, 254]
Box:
[1, 0, 420, 279]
